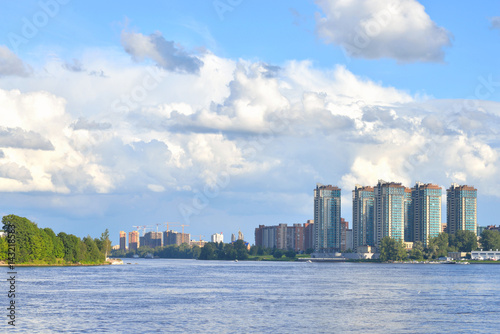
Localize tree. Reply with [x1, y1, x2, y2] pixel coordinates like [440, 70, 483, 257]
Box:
[480, 230, 500, 251]
[450, 230, 478, 252]
[273, 249, 284, 259]
[426, 233, 449, 259]
[379, 237, 407, 262]
[233, 240, 249, 260]
[0, 236, 7, 261]
[409, 241, 424, 260]
[285, 250, 296, 259]
[199, 242, 217, 260]
[83, 236, 104, 263]
[44, 228, 64, 259]
[100, 229, 111, 259]
[2, 215, 42, 263]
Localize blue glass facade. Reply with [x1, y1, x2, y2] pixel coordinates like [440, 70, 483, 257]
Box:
[352, 186, 375, 250]
[374, 180, 405, 245]
[412, 183, 442, 246]
[314, 184, 341, 252]
[447, 184, 477, 235]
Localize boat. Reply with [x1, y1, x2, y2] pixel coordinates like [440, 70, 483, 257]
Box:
[132, 254, 139, 258]
[145, 253, 154, 259]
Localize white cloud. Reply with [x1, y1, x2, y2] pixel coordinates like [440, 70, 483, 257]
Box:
[315, 0, 452, 62]
[1, 41, 500, 210]
[121, 30, 203, 73]
[0, 45, 32, 77]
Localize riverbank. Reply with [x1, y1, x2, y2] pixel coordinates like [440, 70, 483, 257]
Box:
[0, 258, 123, 267]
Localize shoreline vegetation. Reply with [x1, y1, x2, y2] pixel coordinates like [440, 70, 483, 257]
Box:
[3, 214, 499, 266]
[1, 215, 111, 266]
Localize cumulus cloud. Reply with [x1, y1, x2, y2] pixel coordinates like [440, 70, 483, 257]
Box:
[71, 118, 112, 131]
[121, 30, 203, 73]
[1, 45, 499, 203]
[0, 162, 32, 183]
[315, 0, 452, 62]
[0, 45, 32, 76]
[490, 16, 500, 30]
[0, 127, 54, 150]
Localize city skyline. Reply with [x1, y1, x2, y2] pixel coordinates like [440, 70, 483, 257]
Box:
[0, 1, 499, 245]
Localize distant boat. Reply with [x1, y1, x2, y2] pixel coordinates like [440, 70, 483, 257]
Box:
[145, 253, 154, 259]
[307, 260, 312, 263]
[234, 259, 238, 262]
[132, 254, 139, 258]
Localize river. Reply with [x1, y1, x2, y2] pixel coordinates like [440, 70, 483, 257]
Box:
[4, 259, 500, 333]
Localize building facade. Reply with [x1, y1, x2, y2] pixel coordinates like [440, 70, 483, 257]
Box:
[412, 182, 442, 246]
[304, 220, 314, 251]
[352, 185, 374, 250]
[164, 230, 190, 246]
[340, 218, 348, 251]
[129, 231, 139, 251]
[374, 180, 405, 245]
[211, 233, 224, 243]
[314, 184, 342, 252]
[141, 231, 162, 248]
[254, 222, 308, 251]
[447, 184, 477, 235]
[119, 231, 127, 250]
[404, 188, 413, 242]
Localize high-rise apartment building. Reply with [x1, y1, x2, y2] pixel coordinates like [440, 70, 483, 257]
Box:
[254, 223, 307, 251]
[164, 230, 190, 246]
[119, 231, 127, 250]
[447, 183, 477, 235]
[129, 231, 139, 251]
[404, 188, 413, 242]
[142, 231, 162, 248]
[304, 220, 314, 251]
[314, 184, 341, 252]
[211, 233, 224, 243]
[340, 218, 349, 251]
[276, 224, 287, 249]
[352, 185, 374, 250]
[412, 182, 442, 246]
[374, 180, 405, 245]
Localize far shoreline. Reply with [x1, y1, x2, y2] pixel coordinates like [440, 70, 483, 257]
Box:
[0, 258, 123, 267]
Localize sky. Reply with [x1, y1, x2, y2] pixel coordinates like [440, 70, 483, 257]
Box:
[0, 0, 499, 245]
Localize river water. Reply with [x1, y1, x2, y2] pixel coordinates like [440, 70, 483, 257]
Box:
[3, 259, 500, 333]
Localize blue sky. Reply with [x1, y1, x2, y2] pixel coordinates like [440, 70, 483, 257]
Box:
[0, 0, 499, 244]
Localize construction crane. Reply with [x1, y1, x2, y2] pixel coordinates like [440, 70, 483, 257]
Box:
[195, 235, 205, 247]
[162, 222, 180, 242]
[140, 225, 151, 236]
[163, 222, 180, 233]
[180, 224, 190, 244]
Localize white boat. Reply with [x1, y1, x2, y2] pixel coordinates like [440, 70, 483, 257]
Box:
[132, 254, 139, 258]
[145, 253, 154, 259]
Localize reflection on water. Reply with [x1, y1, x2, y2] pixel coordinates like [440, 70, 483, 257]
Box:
[7, 260, 500, 333]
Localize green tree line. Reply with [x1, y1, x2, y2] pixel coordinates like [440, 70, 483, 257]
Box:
[380, 229, 500, 261]
[112, 243, 201, 259]
[199, 241, 300, 260]
[0, 214, 110, 264]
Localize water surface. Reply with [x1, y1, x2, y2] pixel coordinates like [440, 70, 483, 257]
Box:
[4, 260, 500, 333]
